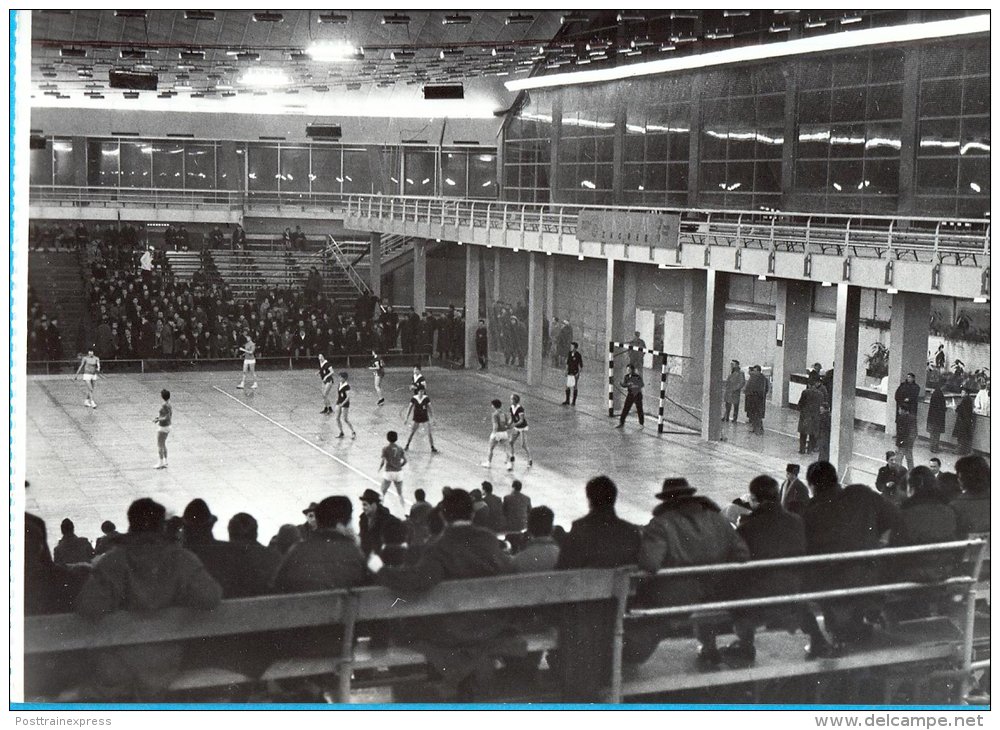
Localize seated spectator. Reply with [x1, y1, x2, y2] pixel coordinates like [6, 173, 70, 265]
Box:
[359, 489, 402, 557]
[556, 476, 641, 569]
[226, 512, 282, 597]
[512, 507, 560, 573]
[632, 478, 750, 669]
[951, 455, 990, 534]
[875, 451, 908, 506]
[298, 502, 318, 540]
[470, 488, 490, 528]
[370, 488, 517, 700]
[94, 521, 122, 556]
[936, 472, 962, 504]
[25, 512, 88, 616]
[724, 475, 806, 667]
[75, 498, 222, 700]
[268, 524, 303, 556]
[272, 496, 367, 593]
[502, 479, 531, 534]
[181, 499, 244, 598]
[407, 489, 433, 546]
[780, 463, 810, 516]
[378, 520, 411, 568]
[481, 482, 507, 534]
[800, 461, 901, 657]
[53, 519, 95, 565]
[720, 494, 753, 527]
[890, 466, 965, 583]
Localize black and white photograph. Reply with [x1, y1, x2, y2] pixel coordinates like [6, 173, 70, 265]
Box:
[8, 7, 992, 718]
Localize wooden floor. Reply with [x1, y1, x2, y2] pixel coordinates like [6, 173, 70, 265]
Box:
[23, 366, 795, 546]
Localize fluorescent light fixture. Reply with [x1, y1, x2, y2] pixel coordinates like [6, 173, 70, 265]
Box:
[236, 52, 261, 61]
[804, 18, 828, 29]
[307, 41, 361, 62]
[115, 10, 147, 18]
[886, 288, 898, 294]
[457, 241, 463, 246]
[821, 282, 832, 287]
[770, 24, 791, 33]
[61, 48, 87, 58]
[723, 10, 750, 17]
[392, 50, 415, 61]
[513, 247, 519, 253]
[383, 13, 410, 25]
[560, 12, 587, 23]
[973, 297, 988, 303]
[239, 68, 290, 88]
[705, 29, 734, 40]
[252, 12, 284, 22]
[670, 11, 698, 20]
[120, 49, 146, 59]
[506, 15, 989, 91]
[617, 12, 645, 22]
[184, 10, 215, 20]
[577, 255, 585, 261]
[758, 275, 767, 281]
[507, 13, 534, 25]
[443, 13, 472, 25]
[318, 13, 349, 24]
[180, 50, 205, 60]
[840, 14, 863, 25]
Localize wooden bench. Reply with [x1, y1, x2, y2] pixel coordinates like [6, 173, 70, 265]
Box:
[24, 568, 629, 703]
[613, 539, 987, 703]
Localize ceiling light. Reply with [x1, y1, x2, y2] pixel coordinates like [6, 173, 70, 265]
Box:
[318, 13, 349, 24]
[886, 288, 898, 294]
[440, 48, 463, 59]
[115, 10, 147, 19]
[383, 13, 410, 25]
[672, 34, 697, 44]
[252, 12, 284, 22]
[973, 297, 988, 303]
[723, 10, 750, 17]
[821, 282, 832, 287]
[506, 15, 989, 91]
[507, 13, 534, 25]
[184, 10, 216, 21]
[578, 255, 584, 261]
[617, 12, 646, 22]
[120, 49, 146, 60]
[391, 50, 415, 61]
[122, 91, 140, 99]
[60, 48, 87, 58]
[179, 50, 205, 60]
[670, 11, 698, 20]
[840, 14, 863, 25]
[345, 82, 361, 90]
[239, 67, 290, 88]
[770, 24, 791, 33]
[705, 29, 734, 40]
[236, 52, 261, 61]
[804, 18, 828, 29]
[443, 13, 472, 25]
[307, 41, 362, 62]
[560, 12, 588, 24]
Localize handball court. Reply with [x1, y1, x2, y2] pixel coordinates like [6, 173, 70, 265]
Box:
[24, 364, 919, 544]
[23, 364, 786, 544]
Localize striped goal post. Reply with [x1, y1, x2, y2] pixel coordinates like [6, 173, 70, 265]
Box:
[607, 341, 693, 435]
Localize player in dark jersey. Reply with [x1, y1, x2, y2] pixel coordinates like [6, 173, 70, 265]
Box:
[509, 393, 533, 468]
[563, 341, 583, 406]
[404, 383, 438, 453]
[152, 389, 172, 469]
[335, 371, 356, 439]
[412, 364, 426, 393]
[369, 350, 386, 407]
[318, 354, 336, 414]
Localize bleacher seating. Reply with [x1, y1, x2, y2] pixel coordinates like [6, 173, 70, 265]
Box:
[24, 540, 986, 704]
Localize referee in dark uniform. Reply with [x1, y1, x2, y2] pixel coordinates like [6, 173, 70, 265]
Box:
[563, 341, 583, 406]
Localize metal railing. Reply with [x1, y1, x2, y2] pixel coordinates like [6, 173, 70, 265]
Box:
[325, 235, 371, 296]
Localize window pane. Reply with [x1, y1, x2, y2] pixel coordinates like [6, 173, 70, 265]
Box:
[29, 146, 52, 186]
[248, 144, 278, 191]
[279, 147, 309, 193]
[152, 142, 184, 189]
[468, 153, 496, 198]
[120, 141, 152, 188]
[52, 139, 74, 186]
[342, 149, 372, 194]
[185, 144, 216, 189]
[310, 147, 341, 194]
[87, 140, 119, 187]
[441, 151, 468, 197]
[403, 149, 436, 195]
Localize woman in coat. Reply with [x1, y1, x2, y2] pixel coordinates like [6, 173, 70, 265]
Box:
[953, 388, 976, 455]
[797, 380, 822, 454]
[926, 385, 947, 453]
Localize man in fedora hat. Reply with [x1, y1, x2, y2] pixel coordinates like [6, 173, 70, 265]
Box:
[272, 496, 367, 593]
[359, 489, 401, 557]
[298, 502, 319, 540]
[630, 478, 749, 669]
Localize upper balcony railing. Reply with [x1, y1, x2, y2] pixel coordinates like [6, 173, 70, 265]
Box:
[28, 186, 990, 265]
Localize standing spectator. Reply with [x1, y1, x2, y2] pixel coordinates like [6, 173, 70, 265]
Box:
[554, 319, 571, 368]
[894, 372, 922, 417]
[512, 507, 560, 573]
[934, 344, 947, 370]
[407, 489, 434, 547]
[615, 363, 645, 429]
[816, 402, 832, 463]
[481, 482, 507, 534]
[359, 489, 402, 557]
[895, 408, 918, 471]
[953, 387, 976, 455]
[25, 512, 87, 616]
[75, 498, 223, 699]
[797, 376, 823, 454]
[231, 224, 246, 251]
[951, 455, 990, 534]
[271, 496, 367, 593]
[556, 476, 640, 569]
[626, 331, 646, 372]
[744, 365, 770, 435]
[94, 521, 122, 556]
[722, 360, 746, 423]
[475, 318, 489, 370]
[53, 519, 95, 565]
[926, 384, 947, 454]
[46, 317, 63, 360]
[502, 480, 532, 534]
[779, 463, 810, 517]
[724, 475, 807, 666]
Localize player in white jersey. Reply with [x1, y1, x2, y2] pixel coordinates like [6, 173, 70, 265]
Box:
[379, 430, 409, 507]
[152, 388, 172, 469]
[482, 399, 514, 470]
[369, 351, 386, 406]
[237, 334, 258, 389]
[318, 354, 335, 414]
[74, 346, 101, 408]
[509, 393, 533, 468]
[335, 371, 356, 439]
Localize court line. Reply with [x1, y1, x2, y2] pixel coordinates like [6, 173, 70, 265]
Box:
[212, 386, 380, 486]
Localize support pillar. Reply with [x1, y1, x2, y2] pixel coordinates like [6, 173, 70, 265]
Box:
[412, 239, 427, 315]
[682, 270, 707, 391]
[772, 279, 812, 408]
[544, 254, 555, 322]
[701, 270, 728, 441]
[885, 291, 931, 433]
[369, 232, 382, 298]
[526, 253, 545, 385]
[830, 284, 861, 481]
[492, 248, 501, 302]
[464, 246, 481, 369]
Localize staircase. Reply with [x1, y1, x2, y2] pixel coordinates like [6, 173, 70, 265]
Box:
[27, 250, 88, 357]
[163, 251, 204, 283]
[210, 250, 265, 300]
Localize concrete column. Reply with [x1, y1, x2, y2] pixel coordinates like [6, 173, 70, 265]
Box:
[830, 284, 861, 481]
[544, 254, 555, 322]
[412, 239, 427, 315]
[682, 270, 707, 390]
[885, 291, 931, 432]
[772, 279, 812, 407]
[464, 245, 481, 369]
[369, 232, 382, 298]
[701, 270, 728, 441]
[526, 252, 545, 385]
[492, 248, 501, 302]
[607, 261, 639, 411]
[73, 137, 88, 186]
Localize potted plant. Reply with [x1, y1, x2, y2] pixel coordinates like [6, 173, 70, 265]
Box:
[865, 342, 889, 379]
